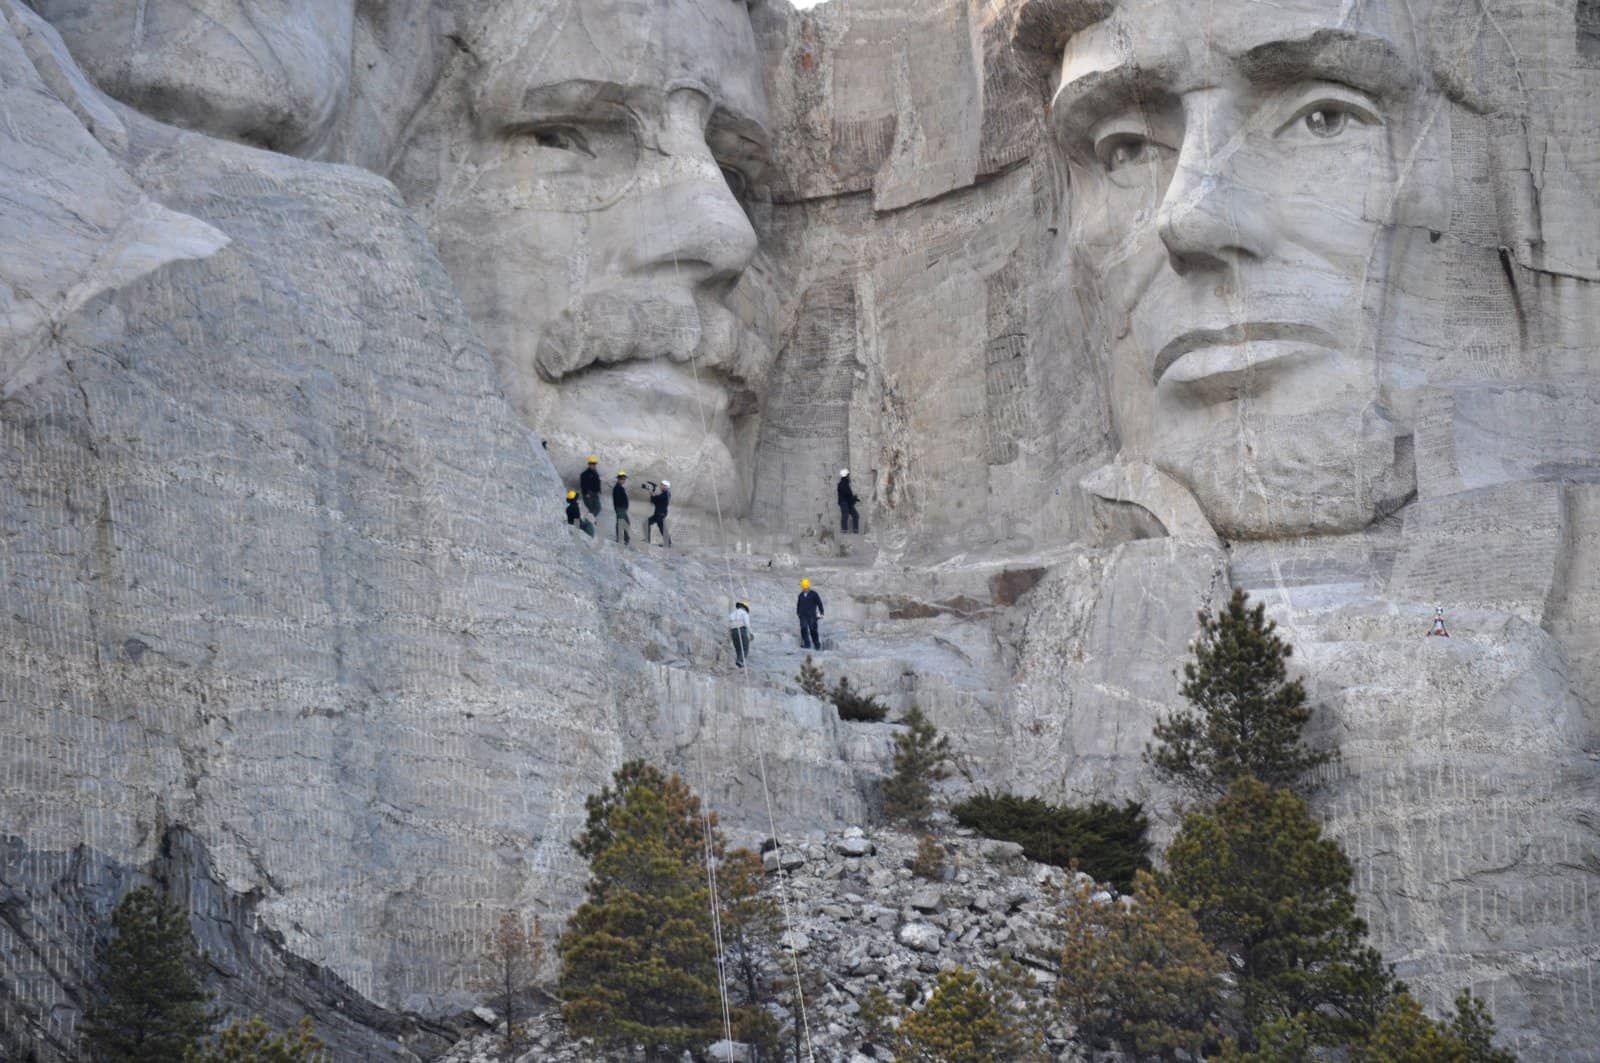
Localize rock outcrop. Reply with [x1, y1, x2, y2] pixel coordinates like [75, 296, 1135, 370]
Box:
[2, 0, 1597, 1059]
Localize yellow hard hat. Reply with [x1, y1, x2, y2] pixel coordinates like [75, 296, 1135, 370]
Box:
[617, 470, 627, 478]
[800, 578, 811, 590]
[587, 456, 598, 464]
[566, 490, 577, 500]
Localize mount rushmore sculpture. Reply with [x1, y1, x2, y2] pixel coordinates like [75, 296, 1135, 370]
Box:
[2, 0, 1597, 1058]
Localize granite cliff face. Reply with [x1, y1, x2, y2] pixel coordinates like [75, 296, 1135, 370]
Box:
[2, 0, 1598, 1059]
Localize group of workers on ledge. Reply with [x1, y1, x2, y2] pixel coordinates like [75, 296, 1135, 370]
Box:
[565, 463, 865, 544]
[726, 577, 827, 669]
[565, 457, 671, 546]
[564, 460, 856, 669]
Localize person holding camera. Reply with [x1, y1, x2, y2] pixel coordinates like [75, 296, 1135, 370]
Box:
[644, 479, 672, 546]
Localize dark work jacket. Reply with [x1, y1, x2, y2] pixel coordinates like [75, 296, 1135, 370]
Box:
[837, 477, 858, 507]
[612, 482, 630, 512]
[580, 467, 601, 494]
[651, 489, 671, 518]
[565, 499, 581, 524]
[797, 589, 824, 621]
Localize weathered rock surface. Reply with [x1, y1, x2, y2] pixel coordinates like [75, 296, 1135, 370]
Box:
[3, 0, 1599, 1060]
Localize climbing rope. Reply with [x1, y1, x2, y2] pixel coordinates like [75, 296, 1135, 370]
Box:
[652, 148, 818, 1062]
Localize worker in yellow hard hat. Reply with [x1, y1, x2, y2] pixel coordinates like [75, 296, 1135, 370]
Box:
[612, 471, 631, 545]
[579, 456, 602, 519]
[797, 578, 825, 650]
[565, 489, 594, 538]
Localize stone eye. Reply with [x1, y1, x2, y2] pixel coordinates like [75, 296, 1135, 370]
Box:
[1099, 136, 1148, 171]
[720, 164, 749, 199]
[1303, 108, 1349, 138]
[528, 126, 593, 156]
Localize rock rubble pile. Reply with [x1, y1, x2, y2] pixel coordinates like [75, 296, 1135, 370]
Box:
[442, 824, 1095, 1062]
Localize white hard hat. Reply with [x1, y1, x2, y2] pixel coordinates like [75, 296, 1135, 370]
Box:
[840, 468, 849, 477]
[661, 480, 670, 488]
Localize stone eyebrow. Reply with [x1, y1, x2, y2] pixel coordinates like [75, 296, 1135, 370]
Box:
[1050, 63, 1175, 146]
[1236, 29, 1419, 99]
[512, 79, 629, 122]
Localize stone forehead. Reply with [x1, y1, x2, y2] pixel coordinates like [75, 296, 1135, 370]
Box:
[463, 0, 768, 129]
[1033, 0, 1425, 66]
[1050, 0, 1429, 109]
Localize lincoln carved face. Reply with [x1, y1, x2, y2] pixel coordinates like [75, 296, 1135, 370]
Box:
[1049, 0, 1441, 538]
[29, 0, 356, 156]
[396, 0, 774, 514]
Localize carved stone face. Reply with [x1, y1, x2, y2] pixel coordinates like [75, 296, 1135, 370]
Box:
[398, 0, 773, 513]
[1054, 0, 1436, 538]
[29, 0, 356, 156]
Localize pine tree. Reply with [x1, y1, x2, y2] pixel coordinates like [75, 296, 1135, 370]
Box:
[83, 886, 213, 1063]
[897, 967, 1040, 1062]
[882, 706, 952, 825]
[480, 911, 541, 1051]
[797, 655, 828, 699]
[1148, 589, 1331, 797]
[1355, 991, 1518, 1063]
[1056, 873, 1226, 1059]
[185, 1017, 325, 1063]
[1163, 776, 1393, 1049]
[717, 847, 786, 1060]
[558, 761, 722, 1060]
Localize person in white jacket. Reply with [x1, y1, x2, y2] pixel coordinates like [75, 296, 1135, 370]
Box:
[728, 600, 752, 668]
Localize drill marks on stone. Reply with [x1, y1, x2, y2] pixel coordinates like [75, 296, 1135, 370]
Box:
[983, 253, 1032, 465]
[1, 132, 624, 1032]
[751, 278, 858, 529]
[1391, 480, 1567, 621]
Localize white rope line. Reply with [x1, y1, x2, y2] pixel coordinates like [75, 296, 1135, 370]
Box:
[696, 732, 735, 1047]
[654, 153, 817, 1062]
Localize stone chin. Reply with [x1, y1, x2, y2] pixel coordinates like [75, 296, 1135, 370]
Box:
[535, 361, 743, 515]
[518, 285, 771, 515]
[1155, 403, 1417, 540]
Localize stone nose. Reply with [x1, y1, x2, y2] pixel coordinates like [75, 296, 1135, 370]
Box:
[1156, 98, 1276, 275]
[627, 132, 758, 294]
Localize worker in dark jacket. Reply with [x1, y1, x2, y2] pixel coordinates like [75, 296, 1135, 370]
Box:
[565, 490, 594, 537]
[612, 471, 631, 545]
[645, 480, 672, 546]
[796, 578, 824, 650]
[579, 457, 602, 518]
[837, 468, 860, 534]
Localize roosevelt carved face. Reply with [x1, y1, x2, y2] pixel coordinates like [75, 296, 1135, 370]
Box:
[1052, 0, 1442, 538]
[397, 0, 773, 514]
[30, 0, 356, 156]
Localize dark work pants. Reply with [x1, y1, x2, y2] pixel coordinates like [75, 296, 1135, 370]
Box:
[646, 513, 670, 545]
[615, 511, 630, 544]
[730, 627, 750, 666]
[799, 617, 820, 649]
[582, 490, 601, 517]
[839, 502, 859, 533]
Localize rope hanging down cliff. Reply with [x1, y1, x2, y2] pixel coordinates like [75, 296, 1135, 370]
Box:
[659, 173, 818, 1062]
